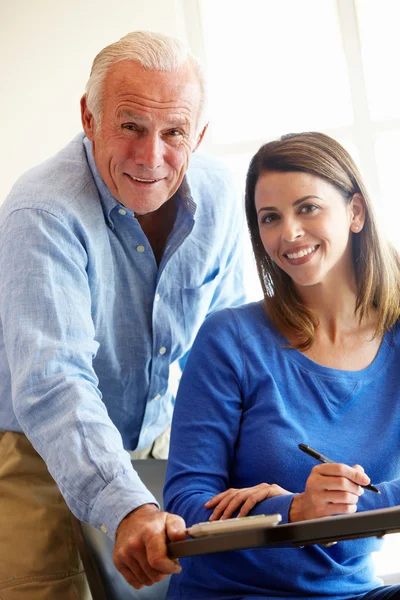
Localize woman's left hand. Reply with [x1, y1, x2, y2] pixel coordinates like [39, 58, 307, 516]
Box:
[204, 483, 292, 521]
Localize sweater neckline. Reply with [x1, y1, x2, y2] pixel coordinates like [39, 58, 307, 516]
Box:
[257, 301, 396, 381]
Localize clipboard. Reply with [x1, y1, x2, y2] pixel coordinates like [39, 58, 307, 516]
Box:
[168, 506, 400, 559]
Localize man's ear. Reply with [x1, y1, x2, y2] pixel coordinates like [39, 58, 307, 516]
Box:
[192, 123, 209, 153]
[350, 193, 366, 232]
[80, 95, 96, 141]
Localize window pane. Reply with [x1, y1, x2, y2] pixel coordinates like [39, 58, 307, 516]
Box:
[356, 0, 400, 121]
[373, 533, 400, 580]
[200, 0, 354, 144]
[374, 129, 400, 248]
[220, 153, 262, 301]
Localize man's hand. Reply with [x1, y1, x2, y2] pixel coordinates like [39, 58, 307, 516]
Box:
[204, 483, 291, 521]
[289, 463, 369, 522]
[113, 503, 186, 589]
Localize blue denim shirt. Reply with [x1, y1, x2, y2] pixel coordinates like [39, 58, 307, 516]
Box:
[0, 134, 246, 538]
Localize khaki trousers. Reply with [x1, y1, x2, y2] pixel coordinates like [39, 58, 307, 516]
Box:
[129, 424, 171, 460]
[0, 431, 91, 600]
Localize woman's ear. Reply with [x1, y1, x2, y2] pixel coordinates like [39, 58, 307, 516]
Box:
[350, 193, 366, 233]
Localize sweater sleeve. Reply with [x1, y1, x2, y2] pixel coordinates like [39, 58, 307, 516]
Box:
[357, 479, 400, 512]
[164, 308, 296, 527]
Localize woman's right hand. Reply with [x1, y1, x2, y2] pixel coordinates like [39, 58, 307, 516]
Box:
[289, 463, 370, 522]
[205, 482, 291, 521]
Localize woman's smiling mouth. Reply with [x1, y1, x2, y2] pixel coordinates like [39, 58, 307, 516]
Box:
[283, 245, 319, 261]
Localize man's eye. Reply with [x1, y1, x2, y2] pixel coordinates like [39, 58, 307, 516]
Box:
[167, 129, 182, 137]
[122, 124, 138, 131]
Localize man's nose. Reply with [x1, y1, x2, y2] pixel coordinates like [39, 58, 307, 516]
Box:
[134, 134, 163, 169]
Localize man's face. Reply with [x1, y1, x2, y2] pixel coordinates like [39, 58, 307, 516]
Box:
[81, 60, 205, 214]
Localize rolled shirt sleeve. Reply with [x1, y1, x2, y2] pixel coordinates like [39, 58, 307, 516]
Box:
[0, 207, 158, 539]
[0, 136, 247, 538]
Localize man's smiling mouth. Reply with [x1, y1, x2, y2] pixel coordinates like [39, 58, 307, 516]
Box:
[129, 175, 160, 183]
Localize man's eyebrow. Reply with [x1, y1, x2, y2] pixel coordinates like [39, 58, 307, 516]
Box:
[118, 110, 142, 120]
[118, 110, 190, 128]
[257, 195, 323, 215]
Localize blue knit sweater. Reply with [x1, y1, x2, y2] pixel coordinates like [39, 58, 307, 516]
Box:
[164, 302, 400, 599]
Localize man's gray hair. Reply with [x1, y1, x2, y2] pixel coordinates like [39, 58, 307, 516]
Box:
[85, 30, 207, 131]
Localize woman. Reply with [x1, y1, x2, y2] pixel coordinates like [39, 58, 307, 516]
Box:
[164, 132, 400, 599]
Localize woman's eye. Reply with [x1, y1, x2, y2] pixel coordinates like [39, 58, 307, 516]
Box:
[299, 204, 318, 214]
[261, 213, 278, 224]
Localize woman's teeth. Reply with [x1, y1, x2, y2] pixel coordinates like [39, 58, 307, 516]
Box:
[286, 246, 316, 259]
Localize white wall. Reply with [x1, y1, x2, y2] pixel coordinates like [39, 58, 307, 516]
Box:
[0, 0, 190, 202]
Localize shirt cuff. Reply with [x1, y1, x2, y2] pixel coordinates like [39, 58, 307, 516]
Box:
[89, 467, 159, 540]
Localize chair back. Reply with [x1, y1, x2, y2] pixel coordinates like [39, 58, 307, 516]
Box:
[72, 459, 170, 600]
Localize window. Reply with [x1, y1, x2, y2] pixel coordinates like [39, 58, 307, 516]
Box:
[183, 0, 400, 577]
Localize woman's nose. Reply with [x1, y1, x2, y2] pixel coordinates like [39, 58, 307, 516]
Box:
[281, 217, 303, 242]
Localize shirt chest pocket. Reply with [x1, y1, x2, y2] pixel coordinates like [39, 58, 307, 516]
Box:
[180, 274, 220, 349]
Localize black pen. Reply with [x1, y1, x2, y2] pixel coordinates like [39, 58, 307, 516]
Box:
[298, 444, 380, 493]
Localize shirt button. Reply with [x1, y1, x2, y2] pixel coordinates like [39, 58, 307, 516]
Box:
[154, 293, 160, 302]
[153, 393, 161, 401]
[158, 346, 166, 355]
[100, 524, 108, 534]
[118, 208, 127, 215]
[136, 245, 145, 253]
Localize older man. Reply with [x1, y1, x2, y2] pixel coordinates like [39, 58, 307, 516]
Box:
[0, 31, 245, 597]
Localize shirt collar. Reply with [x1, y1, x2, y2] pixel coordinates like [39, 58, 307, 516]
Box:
[83, 136, 197, 227]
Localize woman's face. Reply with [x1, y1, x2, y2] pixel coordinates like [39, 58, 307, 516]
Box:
[254, 170, 363, 290]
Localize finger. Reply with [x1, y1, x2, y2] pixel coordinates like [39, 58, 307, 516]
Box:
[219, 484, 273, 519]
[114, 549, 155, 588]
[352, 464, 365, 473]
[220, 495, 251, 519]
[269, 484, 292, 496]
[317, 476, 364, 497]
[238, 486, 272, 517]
[237, 496, 259, 517]
[118, 564, 146, 589]
[314, 463, 370, 487]
[209, 492, 241, 520]
[352, 464, 373, 486]
[323, 489, 362, 505]
[308, 489, 362, 515]
[165, 513, 187, 542]
[145, 517, 183, 576]
[205, 489, 236, 508]
[317, 502, 358, 518]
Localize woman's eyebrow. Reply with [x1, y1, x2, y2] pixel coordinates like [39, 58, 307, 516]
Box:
[257, 195, 323, 215]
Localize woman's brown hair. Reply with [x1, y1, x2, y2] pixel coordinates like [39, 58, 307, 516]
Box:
[245, 132, 400, 350]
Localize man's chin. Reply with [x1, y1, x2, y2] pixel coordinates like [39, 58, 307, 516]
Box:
[120, 195, 168, 215]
